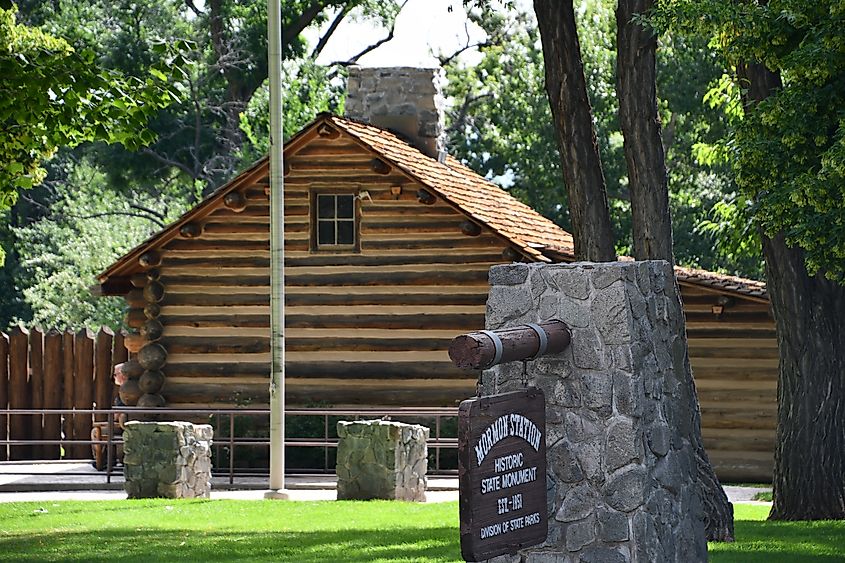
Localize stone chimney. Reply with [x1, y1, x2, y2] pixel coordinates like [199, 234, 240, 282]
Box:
[345, 66, 446, 160]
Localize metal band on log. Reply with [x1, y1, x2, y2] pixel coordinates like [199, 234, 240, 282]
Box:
[449, 320, 571, 370]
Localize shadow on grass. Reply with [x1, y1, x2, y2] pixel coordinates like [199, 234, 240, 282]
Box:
[0, 527, 462, 563]
[710, 519, 845, 563]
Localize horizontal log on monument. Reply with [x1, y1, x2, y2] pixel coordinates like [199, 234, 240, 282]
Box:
[449, 320, 572, 370]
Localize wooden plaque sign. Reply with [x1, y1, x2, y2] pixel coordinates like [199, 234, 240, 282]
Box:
[458, 388, 548, 561]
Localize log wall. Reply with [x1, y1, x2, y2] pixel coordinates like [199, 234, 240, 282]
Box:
[155, 133, 497, 411]
[130, 129, 779, 482]
[680, 283, 777, 482]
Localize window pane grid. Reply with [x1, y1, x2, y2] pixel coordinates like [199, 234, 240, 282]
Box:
[315, 194, 355, 247]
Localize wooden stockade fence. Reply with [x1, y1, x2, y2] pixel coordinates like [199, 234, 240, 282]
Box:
[0, 327, 127, 461]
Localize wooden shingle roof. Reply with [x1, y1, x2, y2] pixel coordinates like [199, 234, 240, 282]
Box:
[330, 116, 574, 261]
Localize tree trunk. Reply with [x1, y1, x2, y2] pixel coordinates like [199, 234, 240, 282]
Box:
[615, 0, 673, 264]
[616, 0, 734, 541]
[763, 235, 845, 519]
[533, 0, 616, 262]
[740, 49, 845, 522]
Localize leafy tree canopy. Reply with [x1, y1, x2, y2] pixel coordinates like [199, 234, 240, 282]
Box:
[651, 0, 845, 281]
[445, 1, 761, 277]
[0, 6, 187, 214]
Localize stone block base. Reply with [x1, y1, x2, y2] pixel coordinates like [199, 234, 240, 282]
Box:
[123, 421, 213, 499]
[336, 419, 429, 501]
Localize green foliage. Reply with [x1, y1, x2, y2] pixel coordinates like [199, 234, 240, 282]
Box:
[652, 0, 845, 281]
[446, 1, 759, 277]
[0, 6, 186, 215]
[11, 160, 191, 330]
[238, 60, 345, 165]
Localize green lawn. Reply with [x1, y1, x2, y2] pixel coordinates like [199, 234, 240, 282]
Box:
[0, 500, 841, 562]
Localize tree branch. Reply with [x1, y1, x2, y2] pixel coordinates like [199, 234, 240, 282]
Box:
[141, 147, 199, 180]
[328, 0, 409, 69]
[311, 6, 350, 59]
[283, 0, 325, 50]
[61, 211, 167, 228]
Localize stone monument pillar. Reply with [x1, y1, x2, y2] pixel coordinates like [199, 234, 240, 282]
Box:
[482, 261, 707, 562]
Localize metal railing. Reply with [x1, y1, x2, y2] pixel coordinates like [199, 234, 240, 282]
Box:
[0, 406, 459, 486]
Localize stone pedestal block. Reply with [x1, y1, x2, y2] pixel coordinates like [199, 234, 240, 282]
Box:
[123, 421, 213, 499]
[336, 419, 429, 502]
[483, 261, 708, 562]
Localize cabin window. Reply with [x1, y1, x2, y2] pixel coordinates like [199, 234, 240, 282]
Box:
[313, 193, 357, 250]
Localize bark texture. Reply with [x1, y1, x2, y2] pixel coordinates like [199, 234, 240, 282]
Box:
[533, 0, 616, 262]
[740, 56, 845, 521]
[763, 235, 845, 519]
[615, 0, 673, 264]
[616, 1, 732, 540]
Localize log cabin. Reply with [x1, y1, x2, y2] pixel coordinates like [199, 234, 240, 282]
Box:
[95, 67, 776, 481]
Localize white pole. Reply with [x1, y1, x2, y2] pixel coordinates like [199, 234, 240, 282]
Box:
[265, 0, 288, 499]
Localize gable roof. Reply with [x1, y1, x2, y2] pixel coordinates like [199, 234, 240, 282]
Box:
[97, 113, 768, 303]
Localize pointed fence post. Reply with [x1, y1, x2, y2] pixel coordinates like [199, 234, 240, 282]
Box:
[43, 330, 63, 459]
[95, 328, 114, 423]
[61, 330, 75, 457]
[29, 327, 44, 459]
[73, 329, 94, 459]
[8, 326, 30, 460]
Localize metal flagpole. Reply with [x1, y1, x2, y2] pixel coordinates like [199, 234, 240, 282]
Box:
[265, 0, 288, 499]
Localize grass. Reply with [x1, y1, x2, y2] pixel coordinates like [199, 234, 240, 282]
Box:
[0, 500, 842, 562]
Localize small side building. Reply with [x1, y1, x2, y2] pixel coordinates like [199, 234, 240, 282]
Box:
[96, 67, 776, 481]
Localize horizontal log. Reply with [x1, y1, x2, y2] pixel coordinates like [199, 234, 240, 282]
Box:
[165, 363, 269, 378]
[286, 270, 489, 287]
[687, 337, 777, 348]
[690, 357, 779, 370]
[283, 174, 412, 186]
[285, 380, 475, 407]
[687, 347, 778, 360]
[160, 312, 485, 330]
[684, 311, 775, 323]
[685, 327, 776, 339]
[164, 379, 476, 407]
[359, 219, 467, 234]
[706, 451, 773, 482]
[208, 204, 305, 218]
[166, 337, 270, 355]
[160, 269, 490, 287]
[449, 320, 572, 369]
[161, 314, 269, 328]
[288, 158, 379, 172]
[358, 204, 457, 217]
[159, 251, 503, 269]
[292, 142, 369, 157]
[163, 360, 471, 380]
[161, 291, 487, 308]
[690, 363, 778, 381]
[201, 222, 306, 235]
[285, 336, 454, 352]
[697, 387, 776, 404]
[700, 429, 775, 452]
